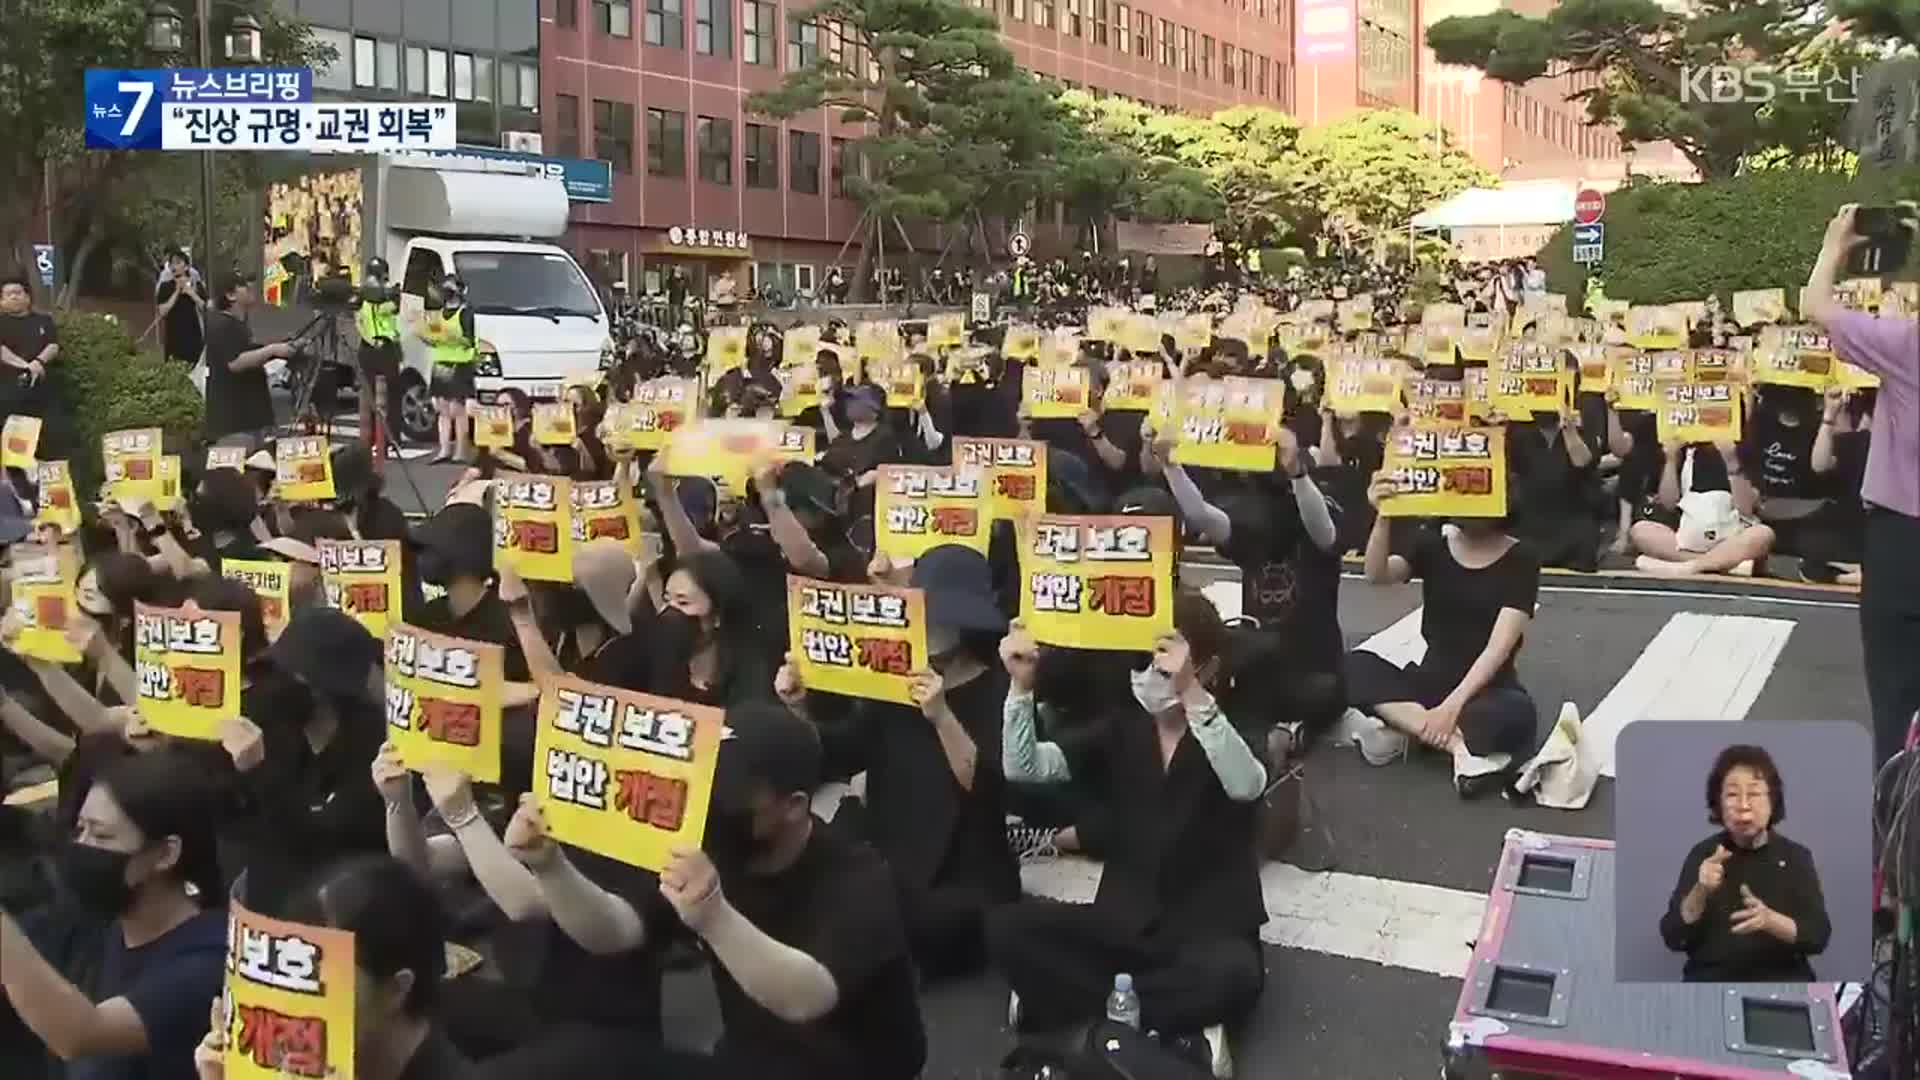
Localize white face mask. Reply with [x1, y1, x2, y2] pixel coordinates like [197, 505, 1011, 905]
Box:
[1130, 666, 1181, 715]
[1289, 368, 1318, 393]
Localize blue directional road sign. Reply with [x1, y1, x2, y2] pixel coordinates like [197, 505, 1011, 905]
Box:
[1572, 222, 1604, 265]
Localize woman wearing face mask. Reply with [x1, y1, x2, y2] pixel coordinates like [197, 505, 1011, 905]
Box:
[774, 546, 1019, 980]
[216, 607, 388, 918]
[820, 386, 901, 518]
[1660, 744, 1829, 982]
[989, 592, 1266, 1063]
[0, 750, 226, 1080]
[1349, 466, 1542, 797]
[498, 541, 649, 691]
[194, 855, 471, 1080]
[640, 550, 771, 708]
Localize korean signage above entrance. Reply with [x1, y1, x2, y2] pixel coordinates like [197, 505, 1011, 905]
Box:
[667, 226, 750, 252]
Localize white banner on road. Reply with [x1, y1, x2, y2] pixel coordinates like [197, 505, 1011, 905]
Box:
[161, 102, 456, 152]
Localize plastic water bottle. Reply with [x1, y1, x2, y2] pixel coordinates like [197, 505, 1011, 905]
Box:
[1105, 972, 1141, 1029]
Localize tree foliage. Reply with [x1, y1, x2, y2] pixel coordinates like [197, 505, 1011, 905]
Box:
[1296, 109, 1493, 251]
[1427, 0, 1850, 180]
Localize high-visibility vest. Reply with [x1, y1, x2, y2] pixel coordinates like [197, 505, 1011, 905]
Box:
[426, 307, 476, 366]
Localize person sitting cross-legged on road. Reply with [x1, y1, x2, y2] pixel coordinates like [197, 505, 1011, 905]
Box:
[987, 591, 1266, 1075]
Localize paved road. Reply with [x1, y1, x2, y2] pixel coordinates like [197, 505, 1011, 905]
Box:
[315, 411, 1872, 1078]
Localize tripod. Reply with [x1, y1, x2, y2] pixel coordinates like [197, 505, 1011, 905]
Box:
[282, 309, 349, 438]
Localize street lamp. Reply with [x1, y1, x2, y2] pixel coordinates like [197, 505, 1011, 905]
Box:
[146, 1, 260, 278]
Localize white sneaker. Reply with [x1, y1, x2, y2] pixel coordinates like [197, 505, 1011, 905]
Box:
[1353, 713, 1408, 766]
[1332, 706, 1373, 745]
[1452, 743, 1514, 798]
[1204, 1023, 1234, 1078]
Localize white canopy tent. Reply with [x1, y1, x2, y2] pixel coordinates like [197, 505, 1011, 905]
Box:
[1411, 182, 1576, 230]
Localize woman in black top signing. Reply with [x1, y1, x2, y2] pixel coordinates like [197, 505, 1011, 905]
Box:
[1346, 463, 1542, 798]
[1660, 744, 1830, 982]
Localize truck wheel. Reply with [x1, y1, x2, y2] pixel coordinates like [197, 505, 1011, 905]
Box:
[391, 372, 436, 446]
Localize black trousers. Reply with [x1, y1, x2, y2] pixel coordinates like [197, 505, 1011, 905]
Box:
[1344, 651, 1538, 759]
[1864, 509, 1920, 769]
[1225, 628, 1346, 739]
[986, 900, 1264, 1036]
[469, 1022, 724, 1079]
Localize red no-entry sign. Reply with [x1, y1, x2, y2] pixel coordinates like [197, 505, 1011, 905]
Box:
[1574, 188, 1606, 225]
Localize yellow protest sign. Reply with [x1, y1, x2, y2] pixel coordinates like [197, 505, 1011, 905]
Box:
[1882, 282, 1920, 318]
[1003, 324, 1042, 360]
[32, 461, 79, 534]
[384, 623, 505, 782]
[1039, 330, 1082, 369]
[1613, 350, 1685, 412]
[222, 559, 291, 638]
[662, 419, 789, 497]
[102, 427, 163, 506]
[1120, 314, 1162, 356]
[8, 544, 80, 664]
[221, 904, 356, 1080]
[1379, 426, 1508, 519]
[1752, 326, 1835, 390]
[777, 363, 822, 417]
[706, 326, 747, 376]
[1627, 305, 1687, 350]
[1405, 376, 1469, 427]
[471, 404, 515, 449]
[944, 348, 993, 386]
[1573, 344, 1613, 395]
[134, 603, 242, 741]
[1732, 288, 1788, 328]
[532, 402, 577, 446]
[1655, 377, 1743, 446]
[1103, 360, 1162, 412]
[1837, 360, 1881, 391]
[788, 576, 929, 706]
[319, 539, 403, 641]
[154, 455, 184, 513]
[1169, 377, 1283, 473]
[1805, 278, 1883, 315]
[875, 465, 990, 560]
[2, 416, 40, 469]
[872, 360, 926, 409]
[1491, 342, 1572, 418]
[1023, 365, 1091, 420]
[613, 378, 699, 452]
[857, 320, 902, 364]
[953, 436, 1047, 521]
[572, 479, 644, 554]
[533, 677, 725, 871]
[783, 324, 822, 367]
[275, 436, 336, 502]
[1086, 307, 1127, 343]
[1017, 515, 1175, 652]
[493, 473, 575, 583]
[1421, 304, 1466, 366]
[773, 423, 815, 466]
[1336, 296, 1375, 334]
[205, 445, 248, 472]
[1458, 316, 1503, 364]
[1327, 357, 1402, 414]
[927, 313, 965, 349]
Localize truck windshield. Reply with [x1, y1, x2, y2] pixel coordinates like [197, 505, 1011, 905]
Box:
[454, 251, 601, 319]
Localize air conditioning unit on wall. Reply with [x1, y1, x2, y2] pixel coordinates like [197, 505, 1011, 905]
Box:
[502, 131, 544, 154]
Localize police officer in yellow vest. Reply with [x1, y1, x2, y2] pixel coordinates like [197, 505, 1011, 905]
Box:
[355, 257, 401, 449]
[416, 273, 476, 463]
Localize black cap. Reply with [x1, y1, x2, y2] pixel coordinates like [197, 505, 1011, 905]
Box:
[266, 607, 381, 699]
[1116, 486, 1178, 519]
[910, 545, 1007, 633]
[409, 502, 494, 578]
[777, 462, 841, 518]
[711, 703, 823, 813]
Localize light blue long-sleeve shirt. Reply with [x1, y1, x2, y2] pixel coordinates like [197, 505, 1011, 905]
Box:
[1001, 688, 1268, 802]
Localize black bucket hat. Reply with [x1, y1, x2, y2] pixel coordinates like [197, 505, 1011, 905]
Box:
[910, 545, 1007, 634]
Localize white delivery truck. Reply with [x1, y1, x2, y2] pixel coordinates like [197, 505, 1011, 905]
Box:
[364, 152, 610, 443]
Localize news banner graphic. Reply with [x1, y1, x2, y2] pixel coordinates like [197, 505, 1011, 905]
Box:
[85, 66, 454, 152]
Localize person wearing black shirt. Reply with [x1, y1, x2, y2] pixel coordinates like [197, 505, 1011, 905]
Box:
[819, 385, 902, 518]
[782, 546, 1021, 981]
[196, 856, 476, 1080]
[408, 503, 531, 683]
[1628, 438, 1778, 578]
[1506, 404, 1602, 572]
[184, 466, 268, 576]
[1349, 471, 1542, 797]
[1745, 385, 1849, 576]
[499, 541, 651, 692]
[990, 593, 1267, 1061]
[202, 273, 293, 443]
[152, 251, 205, 366]
[1807, 385, 1873, 582]
[0, 273, 58, 424]
[659, 703, 928, 1080]
[1660, 744, 1831, 982]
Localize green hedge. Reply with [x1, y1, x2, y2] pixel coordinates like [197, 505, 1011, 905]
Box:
[42, 313, 204, 500]
[1541, 168, 1920, 308]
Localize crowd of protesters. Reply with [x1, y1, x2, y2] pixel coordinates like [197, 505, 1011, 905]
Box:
[0, 199, 1908, 1080]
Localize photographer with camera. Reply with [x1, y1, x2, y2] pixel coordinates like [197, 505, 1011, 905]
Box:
[416, 274, 476, 464]
[203, 271, 295, 444]
[1805, 202, 1920, 771]
[355, 257, 402, 451]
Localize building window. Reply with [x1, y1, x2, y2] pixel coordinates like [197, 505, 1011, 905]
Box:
[474, 55, 493, 102]
[647, 0, 684, 46]
[787, 18, 818, 68]
[1257, 53, 1268, 96]
[404, 46, 425, 94]
[743, 0, 775, 64]
[831, 136, 856, 197]
[595, 0, 633, 35]
[745, 123, 778, 188]
[558, 0, 577, 27]
[556, 94, 583, 159]
[592, 98, 632, 172]
[1222, 43, 1233, 86]
[499, 62, 538, 110]
[697, 116, 732, 184]
[1067, 0, 1081, 35]
[695, 0, 732, 56]
[790, 130, 821, 194]
[311, 28, 352, 90]
[353, 36, 376, 89]
[1091, 0, 1106, 45]
[1178, 27, 1192, 72]
[427, 48, 449, 97]
[647, 107, 686, 176]
[1033, 0, 1052, 28]
[1200, 34, 1212, 79]
[1159, 19, 1173, 66]
[376, 40, 399, 90]
[1009, 0, 1026, 24]
[453, 53, 474, 100]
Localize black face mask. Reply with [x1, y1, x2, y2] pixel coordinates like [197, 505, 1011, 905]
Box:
[548, 587, 602, 632]
[60, 841, 136, 919]
[701, 807, 762, 873]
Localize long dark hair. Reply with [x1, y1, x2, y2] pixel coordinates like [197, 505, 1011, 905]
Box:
[287, 856, 448, 1017]
[93, 749, 223, 906]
